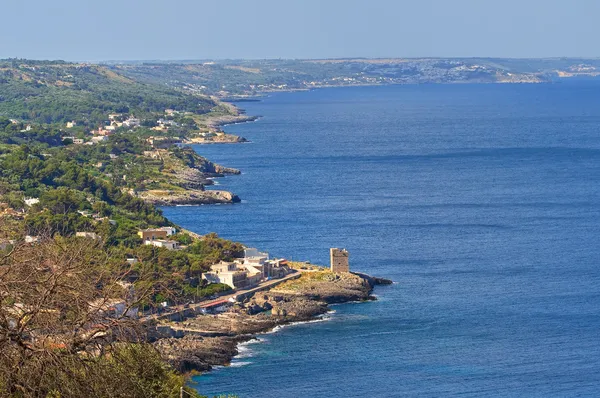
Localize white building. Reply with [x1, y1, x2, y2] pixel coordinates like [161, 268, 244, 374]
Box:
[76, 232, 100, 240]
[158, 226, 177, 236]
[89, 298, 138, 319]
[123, 118, 140, 127]
[243, 248, 269, 264]
[202, 261, 261, 290]
[144, 239, 180, 250]
[236, 248, 290, 279]
[25, 235, 40, 244]
[91, 136, 108, 144]
[24, 198, 40, 207]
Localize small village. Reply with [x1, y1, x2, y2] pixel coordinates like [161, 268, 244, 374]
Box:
[59, 109, 235, 147]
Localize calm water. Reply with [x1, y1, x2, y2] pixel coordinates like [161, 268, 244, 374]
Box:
[163, 84, 600, 397]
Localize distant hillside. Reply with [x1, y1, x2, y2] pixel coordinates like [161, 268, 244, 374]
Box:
[3, 58, 600, 124]
[0, 59, 216, 123]
[109, 57, 600, 98]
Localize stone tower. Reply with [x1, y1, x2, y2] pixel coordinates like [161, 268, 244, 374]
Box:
[330, 248, 349, 273]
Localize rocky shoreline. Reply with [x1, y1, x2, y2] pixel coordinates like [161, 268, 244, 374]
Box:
[134, 148, 243, 206]
[153, 268, 392, 374]
[137, 189, 241, 206]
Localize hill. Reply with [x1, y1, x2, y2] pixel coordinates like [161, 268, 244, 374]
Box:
[0, 59, 216, 124]
[109, 57, 600, 98]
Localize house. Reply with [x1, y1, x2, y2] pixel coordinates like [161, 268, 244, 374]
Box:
[263, 259, 290, 279]
[144, 239, 180, 250]
[66, 121, 77, 128]
[143, 150, 161, 159]
[24, 198, 40, 207]
[25, 235, 40, 244]
[158, 226, 177, 236]
[76, 232, 100, 240]
[138, 229, 168, 241]
[234, 248, 289, 279]
[202, 261, 262, 290]
[91, 136, 108, 144]
[94, 216, 116, 225]
[89, 298, 138, 319]
[242, 248, 269, 265]
[146, 136, 182, 149]
[93, 128, 112, 137]
[157, 119, 178, 127]
[123, 118, 140, 127]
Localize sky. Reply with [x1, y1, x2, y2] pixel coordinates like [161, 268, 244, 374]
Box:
[1, 0, 599, 61]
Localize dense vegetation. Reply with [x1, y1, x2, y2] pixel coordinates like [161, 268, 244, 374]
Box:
[0, 60, 216, 124]
[0, 62, 247, 395]
[0, 132, 243, 305]
[0, 234, 204, 398]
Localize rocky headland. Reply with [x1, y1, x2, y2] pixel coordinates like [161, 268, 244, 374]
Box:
[153, 268, 392, 374]
[134, 147, 242, 205]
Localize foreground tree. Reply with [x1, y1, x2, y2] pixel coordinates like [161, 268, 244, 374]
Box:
[0, 231, 200, 398]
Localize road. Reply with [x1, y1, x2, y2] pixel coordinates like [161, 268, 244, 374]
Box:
[141, 270, 302, 324]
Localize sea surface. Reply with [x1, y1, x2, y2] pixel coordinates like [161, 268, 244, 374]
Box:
[162, 83, 600, 397]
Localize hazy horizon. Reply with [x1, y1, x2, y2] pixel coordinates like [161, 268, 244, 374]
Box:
[4, 56, 600, 64]
[2, 0, 600, 61]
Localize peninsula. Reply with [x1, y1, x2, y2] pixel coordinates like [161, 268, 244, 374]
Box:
[152, 253, 392, 374]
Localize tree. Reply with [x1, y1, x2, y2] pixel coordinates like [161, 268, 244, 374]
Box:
[0, 231, 200, 397]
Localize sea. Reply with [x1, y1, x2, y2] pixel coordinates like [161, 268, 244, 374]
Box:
[162, 82, 600, 397]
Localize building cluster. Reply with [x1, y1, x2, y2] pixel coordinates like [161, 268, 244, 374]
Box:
[202, 248, 290, 290]
[151, 118, 179, 133]
[107, 113, 141, 128]
[61, 113, 141, 146]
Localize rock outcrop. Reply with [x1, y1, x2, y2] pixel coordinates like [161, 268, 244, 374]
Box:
[137, 189, 241, 205]
[153, 270, 392, 374]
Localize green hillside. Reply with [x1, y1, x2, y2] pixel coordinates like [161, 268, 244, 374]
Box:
[0, 59, 216, 124]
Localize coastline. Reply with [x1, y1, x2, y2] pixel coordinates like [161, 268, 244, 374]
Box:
[152, 267, 392, 375]
[151, 98, 395, 384]
[215, 78, 547, 102]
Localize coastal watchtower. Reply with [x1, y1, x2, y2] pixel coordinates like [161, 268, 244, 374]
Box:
[330, 248, 349, 273]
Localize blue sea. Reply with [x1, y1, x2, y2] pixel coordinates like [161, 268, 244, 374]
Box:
[163, 83, 600, 397]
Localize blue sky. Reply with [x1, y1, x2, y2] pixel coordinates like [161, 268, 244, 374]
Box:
[1, 0, 599, 61]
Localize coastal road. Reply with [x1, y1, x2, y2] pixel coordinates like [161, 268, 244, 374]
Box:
[141, 270, 302, 324]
